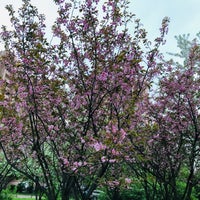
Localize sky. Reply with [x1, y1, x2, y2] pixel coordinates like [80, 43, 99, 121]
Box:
[132, 0, 200, 58]
[0, 0, 200, 59]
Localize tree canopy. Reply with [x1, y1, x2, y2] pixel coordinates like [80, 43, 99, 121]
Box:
[0, 0, 200, 200]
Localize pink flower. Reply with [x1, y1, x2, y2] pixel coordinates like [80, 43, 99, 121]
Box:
[93, 142, 106, 151]
[111, 124, 117, 134]
[63, 158, 69, 166]
[108, 180, 120, 188]
[147, 139, 154, 144]
[81, 137, 85, 144]
[48, 125, 54, 132]
[125, 178, 132, 184]
[111, 149, 120, 156]
[101, 156, 108, 163]
[98, 71, 108, 81]
[120, 128, 127, 140]
[109, 159, 116, 163]
[102, 5, 106, 12]
[72, 161, 84, 171]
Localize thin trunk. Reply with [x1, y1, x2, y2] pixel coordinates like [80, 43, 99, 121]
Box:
[182, 171, 194, 200]
[111, 187, 121, 200]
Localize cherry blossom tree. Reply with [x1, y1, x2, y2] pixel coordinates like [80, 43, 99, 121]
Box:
[52, 0, 169, 199]
[0, 0, 169, 199]
[0, 1, 67, 199]
[131, 36, 200, 200]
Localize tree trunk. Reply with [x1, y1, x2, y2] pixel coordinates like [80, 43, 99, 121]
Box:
[111, 187, 121, 200]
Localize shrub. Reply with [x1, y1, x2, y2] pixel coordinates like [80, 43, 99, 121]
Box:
[0, 189, 13, 200]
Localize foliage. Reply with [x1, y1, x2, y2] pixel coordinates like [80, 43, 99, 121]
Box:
[0, 188, 13, 200]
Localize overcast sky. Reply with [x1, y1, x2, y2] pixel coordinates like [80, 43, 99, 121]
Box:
[1, 0, 200, 58]
[132, 0, 200, 58]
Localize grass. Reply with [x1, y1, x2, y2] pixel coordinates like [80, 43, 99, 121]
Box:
[11, 194, 36, 200]
[11, 193, 48, 200]
[12, 198, 33, 200]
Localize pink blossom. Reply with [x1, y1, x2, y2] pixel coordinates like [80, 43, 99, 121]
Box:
[125, 178, 132, 184]
[147, 139, 154, 144]
[120, 128, 127, 140]
[102, 5, 106, 12]
[108, 180, 120, 188]
[111, 124, 117, 134]
[98, 71, 108, 81]
[101, 156, 108, 163]
[93, 142, 106, 151]
[72, 161, 83, 171]
[109, 159, 116, 163]
[111, 149, 120, 156]
[63, 159, 69, 166]
[81, 137, 85, 144]
[48, 125, 54, 132]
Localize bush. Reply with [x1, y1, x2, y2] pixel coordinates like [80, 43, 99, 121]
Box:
[120, 187, 145, 200]
[97, 183, 146, 200]
[0, 189, 13, 200]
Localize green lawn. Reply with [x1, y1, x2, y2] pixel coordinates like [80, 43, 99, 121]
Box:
[12, 198, 33, 200]
[12, 194, 36, 200]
